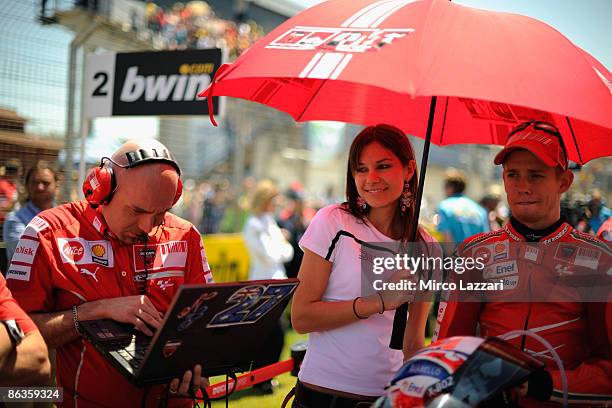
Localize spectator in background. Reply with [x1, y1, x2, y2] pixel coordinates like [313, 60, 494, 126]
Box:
[0, 159, 21, 273]
[244, 180, 294, 280]
[219, 188, 249, 233]
[436, 168, 489, 244]
[586, 189, 611, 234]
[3, 161, 58, 263]
[144, 0, 262, 57]
[243, 179, 293, 394]
[278, 187, 307, 279]
[561, 193, 590, 231]
[0, 159, 20, 222]
[200, 181, 228, 234]
[479, 185, 507, 231]
[220, 177, 255, 233]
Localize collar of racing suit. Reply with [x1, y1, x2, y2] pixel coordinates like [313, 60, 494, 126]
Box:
[83, 201, 163, 245]
[508, 216, 566, 242]
[83, 202, 127, 243]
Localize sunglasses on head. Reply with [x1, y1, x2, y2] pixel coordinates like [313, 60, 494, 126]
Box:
[508, 120, 568, 163]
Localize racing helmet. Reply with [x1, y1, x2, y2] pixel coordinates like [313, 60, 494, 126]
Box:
[374, 336, 548, 408]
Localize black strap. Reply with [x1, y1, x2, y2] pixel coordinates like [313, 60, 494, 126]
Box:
[390, 228, 430, 349]
[281, 386, 296, 408]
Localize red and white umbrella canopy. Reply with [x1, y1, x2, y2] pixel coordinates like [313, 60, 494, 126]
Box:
[202, 0, 612, 164]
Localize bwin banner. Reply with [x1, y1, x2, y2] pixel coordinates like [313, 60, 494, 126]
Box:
[83, 49, 223, 118]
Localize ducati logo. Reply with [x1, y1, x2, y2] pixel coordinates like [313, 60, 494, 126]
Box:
[266, 0, 415, 80]
[163, 339, 183, 358]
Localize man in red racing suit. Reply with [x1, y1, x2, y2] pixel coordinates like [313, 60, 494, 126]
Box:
[7, 140, 213, 407]
[434, 122, 612, 406]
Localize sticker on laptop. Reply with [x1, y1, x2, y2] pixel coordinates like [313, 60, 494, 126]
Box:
[176, 291, 218, 332]
[207, 283, 296, 328]
[163, 339, 183, 358]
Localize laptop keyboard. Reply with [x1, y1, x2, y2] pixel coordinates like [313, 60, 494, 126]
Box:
[117, 339, 150, 369]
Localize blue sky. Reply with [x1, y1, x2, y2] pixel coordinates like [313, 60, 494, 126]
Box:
[286, 0, 612, 69]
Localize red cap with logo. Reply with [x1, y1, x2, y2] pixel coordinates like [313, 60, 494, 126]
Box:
[494, 122, 568, 170]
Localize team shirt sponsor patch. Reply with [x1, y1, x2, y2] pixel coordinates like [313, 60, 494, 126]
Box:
[57, 238, 114, 267]
[12, 239, 40, 264]
[553, 243, 604, 270]
[90, 242, 111, 266]
[156, 279, 175, 291]
[500, 275, 519, 290]
[472, 246, 492, 265]
[483, 260, 517, 279]
[92, 217, 103, 234]
[574, 247, 601, 270]
[520, 244, 543, 264]
[133, 241, 188, 272]
[22, 216, 50, 238]
[493, 241, 509, 261]
[554, 244, 576, 263]
[6, 264, 31, 281]
[469, 241, 509, 266]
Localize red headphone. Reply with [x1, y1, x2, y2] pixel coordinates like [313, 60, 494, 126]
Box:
[83, 148, 183, 207]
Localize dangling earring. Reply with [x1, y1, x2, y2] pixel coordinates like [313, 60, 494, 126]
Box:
[357, 196, 367, 210]
[400, 181, 412, 215]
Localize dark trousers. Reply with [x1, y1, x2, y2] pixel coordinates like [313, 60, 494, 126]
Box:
[291, 381, 378, 408]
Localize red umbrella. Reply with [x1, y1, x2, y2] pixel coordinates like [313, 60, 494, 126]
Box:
[199, 0, 612, 350]
[201, 0, 612, 163]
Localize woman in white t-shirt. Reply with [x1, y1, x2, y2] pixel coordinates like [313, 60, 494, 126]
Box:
[290, 124, 435, 407]
[244, 180, 294, 281]
[243, 179, 293, 393]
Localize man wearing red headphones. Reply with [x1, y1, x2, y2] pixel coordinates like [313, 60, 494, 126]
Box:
[7, 139, 214, 407]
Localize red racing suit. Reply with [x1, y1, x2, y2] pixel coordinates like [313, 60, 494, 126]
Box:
[6, 201, 213, 407]
[434, 220, 612, 406]
[0, 274, 37, 334]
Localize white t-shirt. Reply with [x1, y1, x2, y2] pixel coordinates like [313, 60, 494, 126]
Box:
[243, 213, 293, 280]
[298, 204, 436, 396]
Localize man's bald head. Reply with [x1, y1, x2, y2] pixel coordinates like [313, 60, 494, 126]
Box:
[100, 139, 182, 244]
[115, 162, 179, 196]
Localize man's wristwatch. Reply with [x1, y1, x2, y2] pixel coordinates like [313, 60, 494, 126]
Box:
[1, 319, 25, 346]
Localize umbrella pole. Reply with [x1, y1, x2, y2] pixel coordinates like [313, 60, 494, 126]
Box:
[389, 95, 437, 350]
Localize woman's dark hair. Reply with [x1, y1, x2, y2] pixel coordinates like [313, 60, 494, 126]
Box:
[344, 124, 419, 242]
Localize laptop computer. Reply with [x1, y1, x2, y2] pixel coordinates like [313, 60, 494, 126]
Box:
[79, 278, 299, 386]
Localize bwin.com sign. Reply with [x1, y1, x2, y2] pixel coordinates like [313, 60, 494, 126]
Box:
[84, 49, 223, 118]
